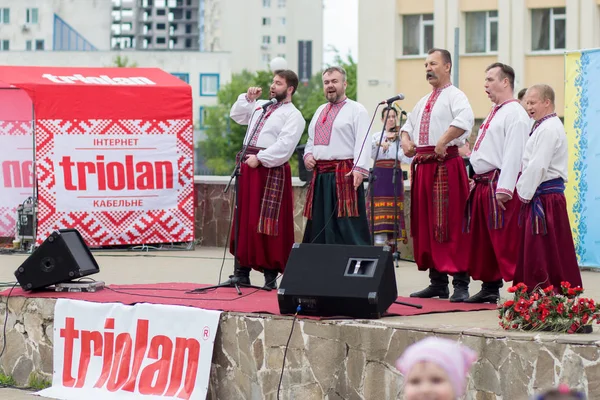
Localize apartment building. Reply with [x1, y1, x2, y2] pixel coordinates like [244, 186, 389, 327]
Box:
[111, 0, 201, 50]
[358, 0, 600, 124]
[203, 0, 323, 75]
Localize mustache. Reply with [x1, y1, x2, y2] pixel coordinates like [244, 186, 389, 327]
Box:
[426, 71, 436, 79]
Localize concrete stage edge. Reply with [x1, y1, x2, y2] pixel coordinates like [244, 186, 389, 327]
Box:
[2, 248, 600, 399]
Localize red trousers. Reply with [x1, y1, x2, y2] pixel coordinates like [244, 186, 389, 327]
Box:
[411, 149, 470, 274]
[229, 163, 294, 272]
[513, 193, 582, 290]
[466, 180, 520, 282]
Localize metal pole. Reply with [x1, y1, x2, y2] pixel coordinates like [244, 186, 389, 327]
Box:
[453, 27, 460, 88]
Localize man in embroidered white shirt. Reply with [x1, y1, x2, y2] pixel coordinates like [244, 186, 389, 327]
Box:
[463, 63, 529, 303]
[401, 48, 474, 302]
[514, 84, 582, 291]
[225, 70, 306, 289]
[302, 66, 371, 245]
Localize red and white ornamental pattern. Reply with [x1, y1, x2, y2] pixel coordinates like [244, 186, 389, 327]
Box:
[0, 121, 34, 237]
[35, 119, 194, 246]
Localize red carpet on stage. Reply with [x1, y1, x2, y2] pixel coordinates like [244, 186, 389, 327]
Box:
[0, 283, 497, 318]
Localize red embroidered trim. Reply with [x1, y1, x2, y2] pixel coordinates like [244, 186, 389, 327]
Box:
[314, 100, 347, 146]
[473, 99, 519, 151]
[418, 83, 452, 145]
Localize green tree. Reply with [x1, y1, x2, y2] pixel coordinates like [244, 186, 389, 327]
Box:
[112, 55, 138, 68]
[198, 52, 358, 175]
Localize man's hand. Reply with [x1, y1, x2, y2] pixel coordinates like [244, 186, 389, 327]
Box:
[401, 139, 416, 157]
[246, 87, 263, 102]
[345, 170, 365, 190]
[304, 154, 316, 170]
[468, 178, 475, 192]
[434, 141, 447, 158]
[496, 192, 511, 211]
[245, 154, 261, 168]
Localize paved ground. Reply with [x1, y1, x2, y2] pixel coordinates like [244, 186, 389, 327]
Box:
[2, 246, 600, 399]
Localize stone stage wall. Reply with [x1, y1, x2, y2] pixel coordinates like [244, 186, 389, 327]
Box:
[194, 177, 415, 260]
[2, 297, 600, 399]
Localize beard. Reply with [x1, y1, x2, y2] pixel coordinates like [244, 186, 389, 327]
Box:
[325, 90, 342, 103]
[270, 87, 288, 103]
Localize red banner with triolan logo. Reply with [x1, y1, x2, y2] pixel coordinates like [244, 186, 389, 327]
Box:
[0, 67, 194, 246]
[0, 88, 34, 237]
[38, 299, 221, 400]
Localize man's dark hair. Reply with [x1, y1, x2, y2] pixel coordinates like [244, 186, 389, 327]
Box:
[518, 87, 528, 101]
[486, 62, 516, 89]
[274, 69, 299, 95]
[428, 48, 452, 72]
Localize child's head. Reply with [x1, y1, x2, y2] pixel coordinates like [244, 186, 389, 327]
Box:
[396, 337, 477, 399]
[534, 385, 586, 400]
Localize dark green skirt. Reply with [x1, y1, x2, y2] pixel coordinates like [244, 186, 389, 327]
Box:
[302, 172, 371, 245]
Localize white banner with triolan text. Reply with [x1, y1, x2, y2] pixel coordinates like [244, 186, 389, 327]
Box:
[38, 299, 221, 400]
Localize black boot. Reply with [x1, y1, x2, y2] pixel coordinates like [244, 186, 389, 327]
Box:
[410, 269, 449, 299]
[465, 280, 502, 303]
[450, 272, 470, 303]
[222, 263, 251, 286]
[263, 269, 279, 290]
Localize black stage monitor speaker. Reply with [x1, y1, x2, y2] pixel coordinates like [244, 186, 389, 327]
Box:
[278, 243, 398, 319]
[14, 229, 100, 291]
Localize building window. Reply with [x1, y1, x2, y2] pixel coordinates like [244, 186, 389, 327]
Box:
[198, 106, 208, 129]
[0, 8, 9, 24]
[402, 14, 434, 56]
[278, 35, 285, 44]
[157, 23, 166, 30]
[185, 38, 192, 48]
[1, 40, 9, 51]
[26, 40, 32, 50]
[262, 17, 271, 26]
[26, 8, 38, 24]
[156, 0, 166, 7]
[156, 9, 166, 16]
[156, 37, 166, 44]
[465, 11, 498, 53]
[280, 17, 286, 26]
[35, 39, 44, 50]
[262, 35, 271, 44]
[278, 0, 286, 8]
[171, 72, 190, 83]
[532, 7, 566, 51]
[263, 0, 271, 7]
[200, 73, 219, 96]
[186, 24, 192, 33]
[277, 53, 285, 58]
[262, 53, 270, 63]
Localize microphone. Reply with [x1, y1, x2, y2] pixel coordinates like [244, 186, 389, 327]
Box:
[379, 94, 405, 105]
[256, 98, 278, 111]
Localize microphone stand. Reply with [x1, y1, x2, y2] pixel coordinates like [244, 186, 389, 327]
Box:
[191, 101, 273, 295]
[391, 112, 406, 268]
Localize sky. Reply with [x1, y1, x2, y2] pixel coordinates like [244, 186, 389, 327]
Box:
[322, 0, 358, 66]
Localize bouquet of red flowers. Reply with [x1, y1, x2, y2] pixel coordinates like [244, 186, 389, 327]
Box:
[498, 282, 599, 334]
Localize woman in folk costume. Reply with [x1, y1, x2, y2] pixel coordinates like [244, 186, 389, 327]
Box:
[368, 105, 412, 247]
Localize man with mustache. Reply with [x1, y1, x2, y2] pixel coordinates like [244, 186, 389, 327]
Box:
[302, 66, 371, 245]
[514, 84, 582, 291]
[401, 48, 474, 302]
[225, 69, 306, 289]
[463, 63, 529, 303]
